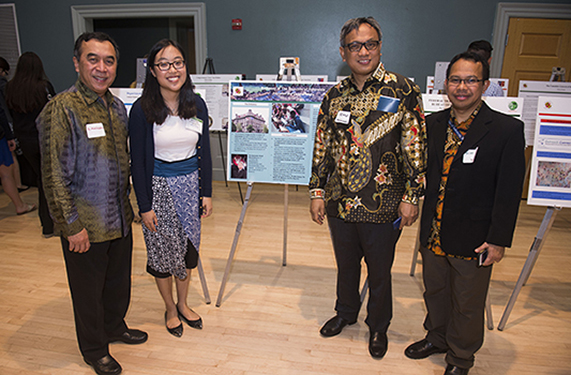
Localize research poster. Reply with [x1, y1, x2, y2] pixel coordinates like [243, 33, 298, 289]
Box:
[527, 96, 571, 208]
[109, 88, 142, 115]
[227, 81, 335, 184]
[518, 81, 571, 146]
[422, 94, 523, 119]
[190, 74, 242, 131]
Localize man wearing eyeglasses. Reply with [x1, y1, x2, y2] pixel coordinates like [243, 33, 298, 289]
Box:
[309, 17, 426, 359]
[404, 51, 525, 375]
[38, 32, 147, 375]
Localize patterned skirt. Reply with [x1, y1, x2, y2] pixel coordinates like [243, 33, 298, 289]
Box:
[143, 170, 200, 279]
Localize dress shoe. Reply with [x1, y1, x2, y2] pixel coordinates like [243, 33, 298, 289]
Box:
[109, 328, 148, 344]
[369, 331, 388, 359]
[178, 306, 203, 329]
[165, 311, 183, 337]
[319, 315, 356, 337]
[444, 364, 470, 375]
[84, 354, 122, 375]
[405, 338, 447, 359]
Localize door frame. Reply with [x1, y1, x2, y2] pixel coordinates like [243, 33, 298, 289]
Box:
[70, 3, 207, 73]
[491, 3, 571, 78]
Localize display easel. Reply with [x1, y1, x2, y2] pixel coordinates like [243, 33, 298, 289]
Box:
[497, 207, 561, 330]
[215, 59, 301, 307]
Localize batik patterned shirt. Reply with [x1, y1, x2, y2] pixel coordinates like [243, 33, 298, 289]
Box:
[309, 63, 426, 223]
[37, 80, 133, 242]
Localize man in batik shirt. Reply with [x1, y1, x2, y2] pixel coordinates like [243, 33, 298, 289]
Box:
[309, 17, 426, 359]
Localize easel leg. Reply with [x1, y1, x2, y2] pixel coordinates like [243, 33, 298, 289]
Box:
[360, 278, 368, 303]
[497, 207, 560, 331]
[485, 292, 493, 330]
[283, 184, 288, 266]
[218, 132, 228, 187]
[216, 182, 254, 307]
[196, 258, 211, 304]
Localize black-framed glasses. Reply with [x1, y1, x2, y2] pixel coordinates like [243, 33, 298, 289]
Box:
[447, 77, 484, 87]
[154, 60, 185, 71]
[344, 40, 380, 53]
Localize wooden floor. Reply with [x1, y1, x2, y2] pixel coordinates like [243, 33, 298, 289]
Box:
[0, 181, 570, 375]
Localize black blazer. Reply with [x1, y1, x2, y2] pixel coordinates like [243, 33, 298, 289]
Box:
[420, 102, 526, 257]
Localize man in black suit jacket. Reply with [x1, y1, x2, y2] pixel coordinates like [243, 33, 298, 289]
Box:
[404, 52, 526, 375]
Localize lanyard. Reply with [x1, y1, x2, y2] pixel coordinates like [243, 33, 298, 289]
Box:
[447, 118, 464, 142]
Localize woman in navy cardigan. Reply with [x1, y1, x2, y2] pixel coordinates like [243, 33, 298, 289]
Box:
[129, 39, 212, 338]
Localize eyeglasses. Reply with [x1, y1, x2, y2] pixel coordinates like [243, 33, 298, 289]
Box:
[154, 60, 185, 71]
[447, 77, 484, 87]
[344, 40, 380, 53]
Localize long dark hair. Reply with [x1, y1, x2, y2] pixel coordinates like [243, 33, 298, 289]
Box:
[5, 52, 51, 113]
[141, 39, 196, 124]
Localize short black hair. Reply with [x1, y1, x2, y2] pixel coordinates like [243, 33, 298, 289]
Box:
[446, 51, 490, 82]
[74, 32, 120, 60]
[467, 40, 493, 61]
[340, 17, 382, 47]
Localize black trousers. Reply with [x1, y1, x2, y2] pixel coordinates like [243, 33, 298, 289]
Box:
[421, 246, 492, 369]
[61, 230, 133, 361]
[18, 138, 53, 234]
[327, 217, 401, 333]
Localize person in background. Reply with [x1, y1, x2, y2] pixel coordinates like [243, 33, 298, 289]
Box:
[37, 32, 147, 375]
[309, 17, 426, 359]
[467, 40, 504, 97]
[129, 39, 212, 338]
[0, 56, 28, 192]
[0, 95, 36, 215]
[6, 52, 56, 237]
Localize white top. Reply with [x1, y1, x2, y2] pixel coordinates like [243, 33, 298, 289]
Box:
[153, 115, 202, 162]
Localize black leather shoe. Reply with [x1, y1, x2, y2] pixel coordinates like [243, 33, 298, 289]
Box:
[369, 331, 388, 359]
[109, 328, 148, 345]
[444, 364, 470, 375]
[178, 306, 203, 329]
[165, 311, 183, 337]
[84, 354, 122, 375]
[405, 338, 447, 359]
[319, 315, 356, 337]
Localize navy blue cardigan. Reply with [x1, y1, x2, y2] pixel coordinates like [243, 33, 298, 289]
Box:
[129, 95, 212, 215]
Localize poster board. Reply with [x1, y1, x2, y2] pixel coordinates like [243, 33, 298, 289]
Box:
[255, 74, 328, 82]
[109, 88, 142, 115]
[518, 81, 571, 146]
[226, 80, 335, 184]
[527, 96, 571, 208]
[190, 74, 242, 131]
[422, 94, 523, 119]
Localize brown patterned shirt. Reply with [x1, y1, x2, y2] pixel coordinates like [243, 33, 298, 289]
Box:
[37, 80, 133, 242]
[309, 63, 426, 223]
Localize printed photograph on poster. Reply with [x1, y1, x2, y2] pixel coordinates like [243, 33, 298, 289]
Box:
[528, 96, 571, 208]
[227, 81, 335, 185]
[231, 104, 270, 133]
[230, 154, 248, 180]
[271, 103, 308, 133]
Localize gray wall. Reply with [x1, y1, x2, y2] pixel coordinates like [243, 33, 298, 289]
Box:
[4, 0, 569, 93]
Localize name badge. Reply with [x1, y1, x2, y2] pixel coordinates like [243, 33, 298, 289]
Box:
[185, 118, 203, 134]
[463, 147, 479, 164]
[377, 95, 401, 113]
[86, 123, 106, 138]
[335, 111, 351, 124]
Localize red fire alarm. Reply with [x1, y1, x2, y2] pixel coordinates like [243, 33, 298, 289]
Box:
[232, 19, 242, 30]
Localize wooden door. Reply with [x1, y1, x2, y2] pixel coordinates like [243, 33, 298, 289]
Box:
[501, 18, 571, 97]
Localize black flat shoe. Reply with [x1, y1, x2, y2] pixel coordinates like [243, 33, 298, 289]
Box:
[165, 311, 183, 337]
[178, 306, 203, 329]
[369, 331, 388, 359]
[444, 364, 470, 375]
[319, 315, 356, 337]
[84, 354, 122, 375]
[405, 338, 447, 359]
[108, 328, 148, 345]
